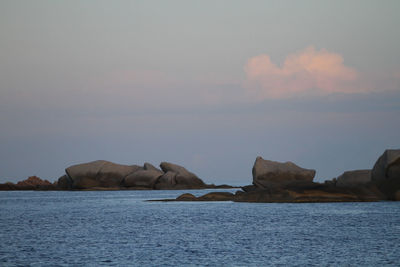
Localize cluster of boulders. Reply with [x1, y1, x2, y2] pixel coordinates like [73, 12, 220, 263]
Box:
[0, 176, 55, 191]
[166, 149, 400, 202]
[56, 160, 209, 190]
[322, 149, 400, 200]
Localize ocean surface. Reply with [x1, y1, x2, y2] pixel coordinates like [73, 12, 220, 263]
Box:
[0, 189, 399, 266]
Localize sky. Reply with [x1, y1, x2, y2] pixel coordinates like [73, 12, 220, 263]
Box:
[0, 0, 399, 185]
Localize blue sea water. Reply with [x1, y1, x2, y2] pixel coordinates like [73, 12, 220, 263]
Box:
[0, 190, 399, 266]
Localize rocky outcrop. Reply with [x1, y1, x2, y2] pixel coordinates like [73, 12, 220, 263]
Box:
[154, 153, 394, 203]
[252, 157, 316, 189]
[234, 183, 384, 203]
[157, 182, 383, 203]
[52, 160, 211, 190]
[65, 160, 139, 189]
[371, 149, 400, 200]
[0, 176, 55, 190]
[336, 170, 371, 187]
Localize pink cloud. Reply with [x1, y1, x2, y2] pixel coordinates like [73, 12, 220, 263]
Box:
[244, 47, 362, 99]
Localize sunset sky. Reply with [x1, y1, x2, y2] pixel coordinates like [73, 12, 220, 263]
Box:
[1, 1, 399, 185]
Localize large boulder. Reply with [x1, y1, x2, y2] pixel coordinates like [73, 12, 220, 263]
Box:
[124, 170, 163, 188]
[157, 162, 206, 189]
[252, 157, 315, 189]
[371, 149, 400, 200]
[65, 160, 140, 189]
[336, 170, 371, 187]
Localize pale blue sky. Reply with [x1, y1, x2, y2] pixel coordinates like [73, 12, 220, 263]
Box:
[1, 1, 399, 184]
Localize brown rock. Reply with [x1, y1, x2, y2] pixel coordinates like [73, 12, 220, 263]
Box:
[197, 192, 234, 201]
[65, 160, 139, 189]
[154, 171, 177, 189]
[124, 170, 163, 188]
[176, 193, 197, 201]
[336, 170, 371, 187]
[157, 162, 206, 189]
[252, 157, 315, 189]
[143, 163, 162, 172]
[371, 149, 400, 200]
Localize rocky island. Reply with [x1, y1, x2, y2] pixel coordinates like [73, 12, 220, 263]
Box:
[1, 149, 399, 203]
[156, 149, 400, 202]
[0, 161, 233, 191]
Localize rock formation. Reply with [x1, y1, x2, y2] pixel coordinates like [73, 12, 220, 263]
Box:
[336, 170, 371, 187]
[0, 176, 55, 190]
[156, 152, 397, 203]
[55, 160, 209, 190]
[252, 157, 315, 189]
[371, 149, 400, 200]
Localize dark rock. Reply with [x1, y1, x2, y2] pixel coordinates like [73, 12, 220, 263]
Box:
[336, 170, 371, 187]
[176, 193, 197, 201]
[0, 182, 17, 190]
[197, 192, 234, 201]
[234, 184, 382, 203]
[324, 178, 337, 187]
[371, 149, 400, 200]
[252, 157, 316, 189]
[57, 175, 72, 190]
[173, 192, 234, 201]
[241, 185, 258, 192]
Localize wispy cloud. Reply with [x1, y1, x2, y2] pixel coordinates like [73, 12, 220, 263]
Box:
[244, 47, 364, 100]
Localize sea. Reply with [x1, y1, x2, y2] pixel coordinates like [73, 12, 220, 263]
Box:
[0, 189, 399, 266]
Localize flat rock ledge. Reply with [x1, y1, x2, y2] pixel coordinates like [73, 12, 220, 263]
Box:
[150, 183, 384, 203]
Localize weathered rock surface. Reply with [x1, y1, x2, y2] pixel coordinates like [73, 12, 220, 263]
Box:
[65, 160, 140, 189]
[124, 170, 163, 188]
[252, 157, 316, 189]
[371, 149, 400, 200]
[51, 160, 211, 190]
[157, 162, 207, 189]
[154, 171, 177, 189]
[336, 170, 371, 187]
